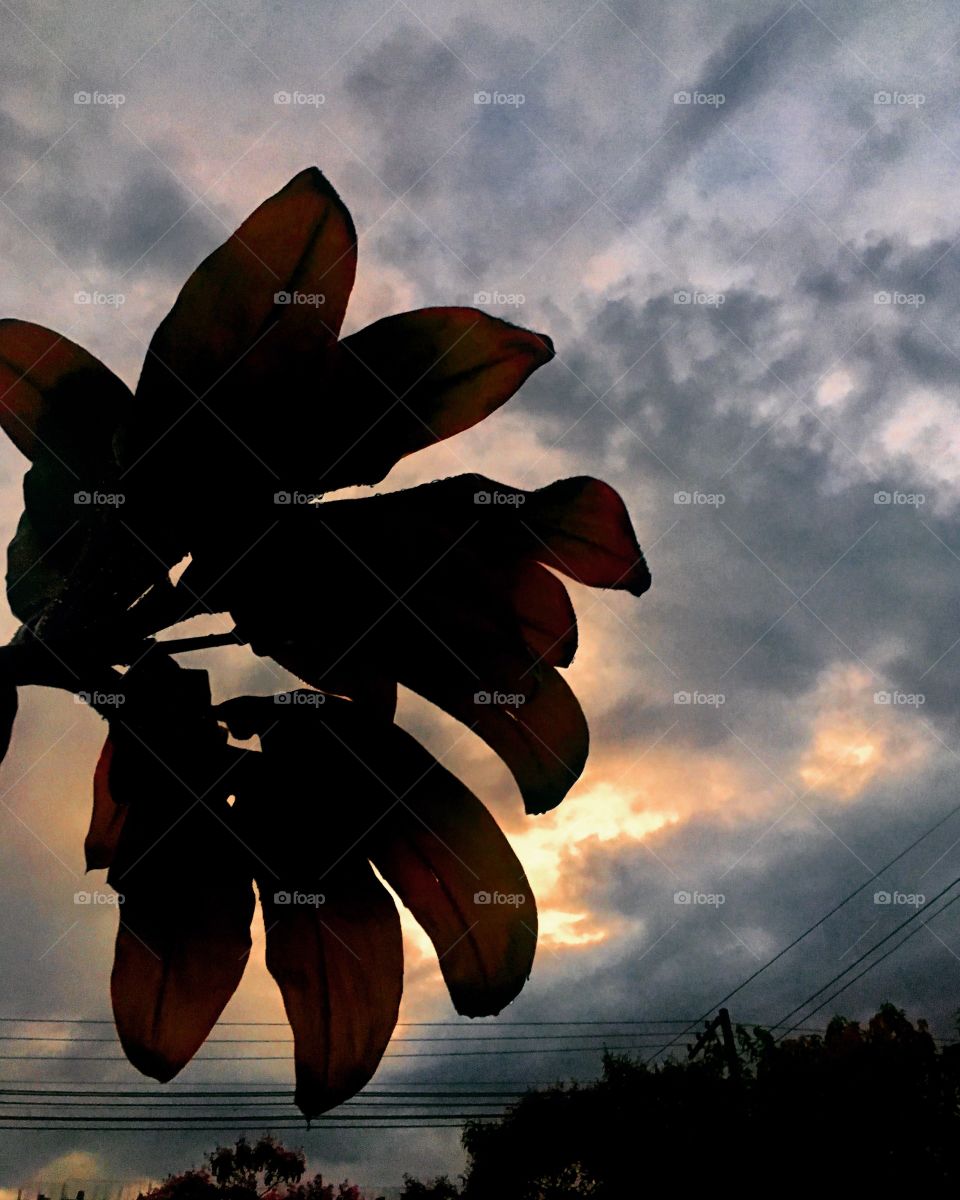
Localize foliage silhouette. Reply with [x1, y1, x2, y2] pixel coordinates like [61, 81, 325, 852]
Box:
[140, 1135, 362, 1200]
[0, 168, 650, 1116]
[401, 1003, 960, 1195]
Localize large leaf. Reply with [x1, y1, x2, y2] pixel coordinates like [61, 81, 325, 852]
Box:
[84, 735, 126, 870]
[221, 475, 635, 809]
[402, 661, 588, 816]
[363, 724, 537, 1016]
[135, 167, 355, 407]
[0, 320, 131, 465]
[120, 168, 357, 559]
[105, 659, 254, 1081]
[0, 322, 159, 635]
[312, 308, 554, 490]
[219, 694, 537, 1015]
[260, 861, 402, 1118]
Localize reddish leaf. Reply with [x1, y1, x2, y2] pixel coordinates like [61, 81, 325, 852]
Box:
[401, 661, 589, 815]
[119, 168, 357, 557]
[507, 559, 577, 668]
[523, 476, 651, 596]
[260, 862, 402, 1118]
[0, 322, 163, 631]
[136, 167, 356, 406]
[363, 726, 537, 1016]
[108, 784, 254, 1081]
[106, 659, 254, 1081]
[84, 735, 127, 870]
[0, 320, 131, 464]
[218, 695, 536, 1021]
[110, 880, 254, 1081]
[316, 308, 554, 489]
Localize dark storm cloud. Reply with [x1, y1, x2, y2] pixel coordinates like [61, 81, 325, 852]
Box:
[542, 754, 960, 1032]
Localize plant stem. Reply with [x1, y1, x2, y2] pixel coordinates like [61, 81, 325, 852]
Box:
[153, 630, 247, 656]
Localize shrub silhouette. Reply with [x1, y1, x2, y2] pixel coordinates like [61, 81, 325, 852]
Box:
[0, 168, 650, 1116]
[140, 1135, 361, 1200]
[416, 1003, 960, 1195]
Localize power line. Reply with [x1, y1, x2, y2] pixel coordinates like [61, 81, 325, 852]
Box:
[0, 1017, 699, 1026]
[642, 797, 960, 1063]
[772, 887, 960, 1041]
[0, 1032, 679, 1043]
[0, 1045, 654, 1061]
[765, 873, 960, 1037]
[0, 1089, 525, 1099]
[0, 1118, 477, 1128]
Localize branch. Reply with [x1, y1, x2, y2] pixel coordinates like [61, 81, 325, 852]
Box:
[153, 630, 248, 656]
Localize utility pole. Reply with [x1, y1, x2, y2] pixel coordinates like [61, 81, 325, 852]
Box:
[688, 1008, 741, 1079]
[717, 1008, 741, 1080]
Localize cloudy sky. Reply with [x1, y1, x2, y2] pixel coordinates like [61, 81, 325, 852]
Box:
[3, 0, 960, 1190]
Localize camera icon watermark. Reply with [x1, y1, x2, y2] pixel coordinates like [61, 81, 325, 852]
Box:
[674, 889, 725, 906]
[473, 690, 526, 707]
[274, 692, 326, 706]
[673, 690, 725, 707]
[74, 290, 125, 307]
[474, 890, 526, 906]
[873, 90, 925, 107]
[74, 490, 126, 507]
[673, 489, 725, 507]
[873, 889, 925, 907]
[274, 290, 325, 307]
[273, 890, 326, 906]
[673, 289, 725, 307]
[873, 490, 924, 506]
[473, 290, 525, 307]
[874, 290, 925, 307]
[474, 489, 525, 507]
[274, 490, 322, 505]
[74, 890, 123, 905]
[673, 90, 725, 107]
[76, 691, 125, 708]
[873, 690, 925, 707]
[273, 90, 325, 107]
[473, 90, 525, 106]
[74, 91, 125, 107]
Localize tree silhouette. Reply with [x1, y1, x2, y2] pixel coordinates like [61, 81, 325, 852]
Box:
[0, 168, 650, 1116]
[140, 1135, 361, 1200]
[415, 1003, 960, 1195]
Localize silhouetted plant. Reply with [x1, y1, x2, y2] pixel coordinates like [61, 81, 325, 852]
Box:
[440, 1004, 960, 1195]
[140, 1135, 360, 1200]
[0, 168, 650, 1115]
[400, 1176, 462, 1200]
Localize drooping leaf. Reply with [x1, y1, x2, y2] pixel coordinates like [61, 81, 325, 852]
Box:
[106, 659, 254, 1081]
[400, 660, 589, 815]
[221, 478, 619, 809]
[260, 861, 402, 1118]
[219, 694, 536, 1023]
[522, 476, 651, 595]
[361, 724, 537, 1016]
[505, 559, 577, 668]
[84, 735, 126, 870]
[110, 838, 254, 1082]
